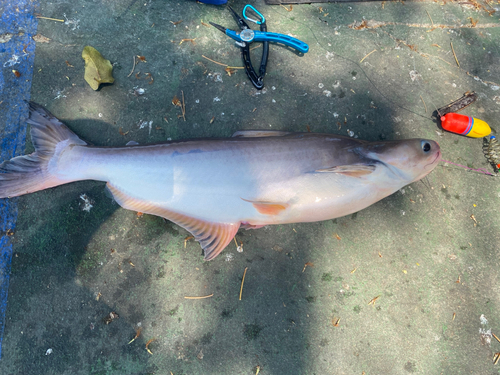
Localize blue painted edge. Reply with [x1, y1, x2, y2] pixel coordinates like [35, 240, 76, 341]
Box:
[0, 0, 38, 359]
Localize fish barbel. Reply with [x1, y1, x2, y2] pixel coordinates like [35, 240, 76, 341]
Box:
[0, 103, 441, 260]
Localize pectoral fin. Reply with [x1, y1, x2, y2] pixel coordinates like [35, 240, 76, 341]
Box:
[106, 183, 239, 261]
[242, 198, 289, 216]
[315, 164, 375, 177]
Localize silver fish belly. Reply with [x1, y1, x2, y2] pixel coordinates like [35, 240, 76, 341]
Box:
[0, 103, 441, 260]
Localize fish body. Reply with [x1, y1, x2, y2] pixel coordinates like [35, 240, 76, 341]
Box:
[0, 103, 441, 260]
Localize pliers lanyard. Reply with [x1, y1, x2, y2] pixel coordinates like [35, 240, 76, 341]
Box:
[211, 6, 309, 90]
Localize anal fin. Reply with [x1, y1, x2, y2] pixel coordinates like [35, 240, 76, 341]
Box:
[106, 183, 239, 261]
[242, 198, 289, 216]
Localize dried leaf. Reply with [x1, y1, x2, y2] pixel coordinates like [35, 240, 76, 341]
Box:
[172, 96, 181, 107]
[225, 66, 237, 76]
[103, 311, 119, 324]
[137, 55, 147, 63]
[33, 34, 50, 43]
[118, 127, 129, 136]
[82, 46, 114, 90]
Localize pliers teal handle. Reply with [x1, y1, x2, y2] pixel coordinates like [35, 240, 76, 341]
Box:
[224, 29, 309, 54]
[211, 23, 309, 54]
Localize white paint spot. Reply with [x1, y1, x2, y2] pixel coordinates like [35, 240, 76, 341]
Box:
[480, 314, 488, 325]
[213, 97, 221, 102]
[80, 194, 93, 212]
[195, 99, 200, 103]
[323, 90, 332, 97]
[491, 85, 500, 91]
[3, 53, 26, 67]
[333, 112, 339, 118]
[138, 120, 153, 135]
[318, 83, 324, 88]
[225, 253, 234, 262]
[213, 73, 223, 83]
[45, 348, 53, 355]
[54, 90, 66, 100]
[333, 80, 341, 88]
[409, 70, 421, 82]
[272, 99, 276, 103]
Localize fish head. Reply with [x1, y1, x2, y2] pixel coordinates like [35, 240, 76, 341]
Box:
[362, 139, 441, 183]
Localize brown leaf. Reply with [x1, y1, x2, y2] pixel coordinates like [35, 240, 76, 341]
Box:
[33, 34, 50, 43]
[172, 95, 181, 107]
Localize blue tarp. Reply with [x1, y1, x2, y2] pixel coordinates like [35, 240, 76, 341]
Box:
[0, 0, 38, 359]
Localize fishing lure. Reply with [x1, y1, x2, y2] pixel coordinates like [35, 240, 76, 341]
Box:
[483, 136, 500, 171]
[440, 112, 491, 138]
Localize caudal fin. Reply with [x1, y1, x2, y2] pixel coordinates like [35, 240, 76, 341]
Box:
[0, 102, 86, 198]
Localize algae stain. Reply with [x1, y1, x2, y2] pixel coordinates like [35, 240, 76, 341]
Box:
[243, 324, 262, 340]
[321, 273, 333, 282]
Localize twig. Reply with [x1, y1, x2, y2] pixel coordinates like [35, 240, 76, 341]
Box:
[425, 10, 435, 28]
[349, 20, 500, 30]
[181, 90, 186, 121]
[359, 49, 377, 63]
[239, 267, 248, 301]
[451, 42, 460, 67]
[420, 95, 427, 113]
[145, 338, 156, 355]
[127, 55, 137, 78]
[202, 55, 243, 69]
[184, 294, 214, 299]
[492, 332, 500, 343]
[202, 55, 229, 67]
[36, 16, 65, 22]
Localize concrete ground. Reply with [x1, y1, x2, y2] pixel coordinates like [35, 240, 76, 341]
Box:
[1, 0, 500, 374]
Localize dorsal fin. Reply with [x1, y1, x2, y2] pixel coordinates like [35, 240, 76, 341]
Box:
[231, 130, 292, 138]
[106, 183, 240, 260]
[315, 164, 376, 177]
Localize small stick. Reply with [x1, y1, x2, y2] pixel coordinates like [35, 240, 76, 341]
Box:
[451, 42, 460, 67]
[202, 55, 230, 67]
[184, 294, 214, 299]
[127, 56, 137, 78]
[181, 90, 186, 121]
[239, 267, 248, 301]
[128, 327, 142, 344]
[420, 95, 427, 113]
[492, 332, 500, 343]
[359, 49, 377, 63]
[494, 352, 500, 365]
[36, 16, 65, 22]
[202, 55, 243, 69]
[425, 10, 434, 28]
[368, 295, 380, 305]
[145, 338, 156, 355]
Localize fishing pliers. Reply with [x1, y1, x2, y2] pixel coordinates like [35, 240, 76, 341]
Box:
[210, 5, 309, 90]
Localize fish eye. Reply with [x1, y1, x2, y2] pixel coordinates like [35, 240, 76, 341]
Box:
[421, 141, 431, 153]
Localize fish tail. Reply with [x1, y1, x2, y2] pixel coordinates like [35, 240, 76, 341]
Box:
[0, 102, 87, 198]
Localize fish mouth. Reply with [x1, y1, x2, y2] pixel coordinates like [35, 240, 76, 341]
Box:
[425, 150, 441, 169]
